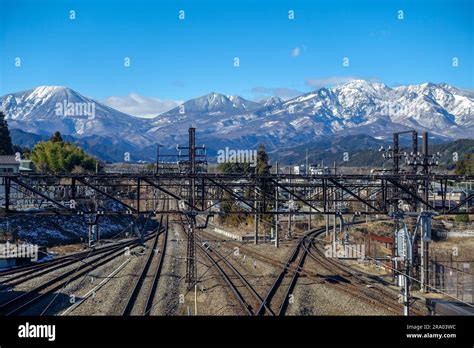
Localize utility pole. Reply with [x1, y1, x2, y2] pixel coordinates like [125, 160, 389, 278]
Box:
[420, 132, 430, 292]
[393, 133, 400, 280]
[308, 198, 312, 231]
[275, 162, 279, 248]
[324, 179, 329, 238]
[185, 128, 197, 288]
[254, 166, 259, 245]
[5, 177, 10, 213]
[333, 188, 337, 247]
[325, 210, 329, 237]
[155, 144, 162, 175]
[305, 148, 308, 174]
[393, 133, 399, 173]
[403, 252, 411, 316]
[392, 213, 412, 316]
[287, 210, 292, 239]
[287, 166, 292, 239]
[306, 151, 310, 230]
[411, 131, 419, 214]
[381, 130, 437, 289]
[307, 168, 312, 231]
[176, 128, 206, 289]
[333, 162, 337, 246]
[88, 225, 93, 248]
[82, 211, 103, 248]
[194, 283, 198, 315]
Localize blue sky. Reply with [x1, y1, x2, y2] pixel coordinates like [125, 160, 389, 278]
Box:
[0, 0, 472, 103]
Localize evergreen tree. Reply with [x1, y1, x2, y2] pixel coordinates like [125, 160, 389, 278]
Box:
[455, 214, 469, 223]
[50, 131, 63, 143]
[0, 110, 14, 155]
[255, 144, 273, 232]
[217, 162, 251, 174]
[455, 153, 474, 175]
[30, 133, 97, 173]
[256, 144, 271, 175]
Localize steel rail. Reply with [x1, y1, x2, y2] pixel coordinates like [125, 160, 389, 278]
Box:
[306, 229, 426, 316]
[256, 227, 325, 316]
[177, 213, 269, 316]
[0, 236, 150, 316]
[122, 200, 167, 316]
[0, 238, 143, 290]
[143, 211, 169, 315]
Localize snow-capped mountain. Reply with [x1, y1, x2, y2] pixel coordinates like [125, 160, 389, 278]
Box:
[260, 96, 283, 108]
[145, 81, 474, 151]
[1, 81, 473, 161]
[144, 92, 264, 147]
[254, 80, 474, 139]
[158, 92, 261, 117]
[1, 86, 154, 146]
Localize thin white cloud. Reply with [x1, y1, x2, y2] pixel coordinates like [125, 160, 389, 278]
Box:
[102, 93, 183, 118]
[291, 47, 301, 57]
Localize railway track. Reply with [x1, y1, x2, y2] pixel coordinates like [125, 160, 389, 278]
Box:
[244, 221, 426, 316]
[256, 227, 323, 316]
[307, 231, 426, 316]
[0, 220, 142, 280]
[177, 207, 271, 316]
[0, 237, 148, 292]
[122, 200, 169, 316]
[0, 233, 154, 316]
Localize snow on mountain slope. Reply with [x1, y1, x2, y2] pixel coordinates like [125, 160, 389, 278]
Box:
[253, 80, 474, 140]
[142, 81, 474, 151]
[389, 83, 474, 131]
[1, 86, 154, 146]
[260, 96, 283, 108]
[153, 92, 261, 117]
[1, 81, 473, 156]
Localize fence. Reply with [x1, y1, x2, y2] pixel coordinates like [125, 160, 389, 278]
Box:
[429, 259, 474, 304]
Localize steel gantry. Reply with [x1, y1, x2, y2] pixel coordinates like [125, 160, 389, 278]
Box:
[1, 127, 473, 305]
[1, 173, 473, 217]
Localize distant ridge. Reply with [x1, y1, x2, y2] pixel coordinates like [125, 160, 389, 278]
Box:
[2, 81, 473, 162]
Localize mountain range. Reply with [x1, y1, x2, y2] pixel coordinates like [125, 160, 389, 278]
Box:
[1, 80, 473, 162]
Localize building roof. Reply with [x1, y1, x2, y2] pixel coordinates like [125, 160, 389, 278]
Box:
[19, 159, 34, 172]
[0, 156, 20, 166]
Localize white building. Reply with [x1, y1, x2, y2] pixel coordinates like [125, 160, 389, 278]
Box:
[309, 165, 330, 175]
[0, 156, 21, 201]
[0, 155, 20, 173]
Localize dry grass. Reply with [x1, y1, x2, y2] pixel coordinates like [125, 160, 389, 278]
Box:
[48, 243, 86, 255]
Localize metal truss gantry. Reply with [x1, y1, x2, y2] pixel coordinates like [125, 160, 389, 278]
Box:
[1, 173, 472, 218]
[1, 129, 473, 302]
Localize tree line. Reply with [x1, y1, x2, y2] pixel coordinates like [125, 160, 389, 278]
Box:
[1, 111, 96, 173]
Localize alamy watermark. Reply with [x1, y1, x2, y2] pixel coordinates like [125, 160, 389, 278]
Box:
[18, 322, 55, 342]
[217, 147, 257, 167]
[55, 100, 96, 119]
[324, 242, 365, 260]
[0, 241, 39, 261]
